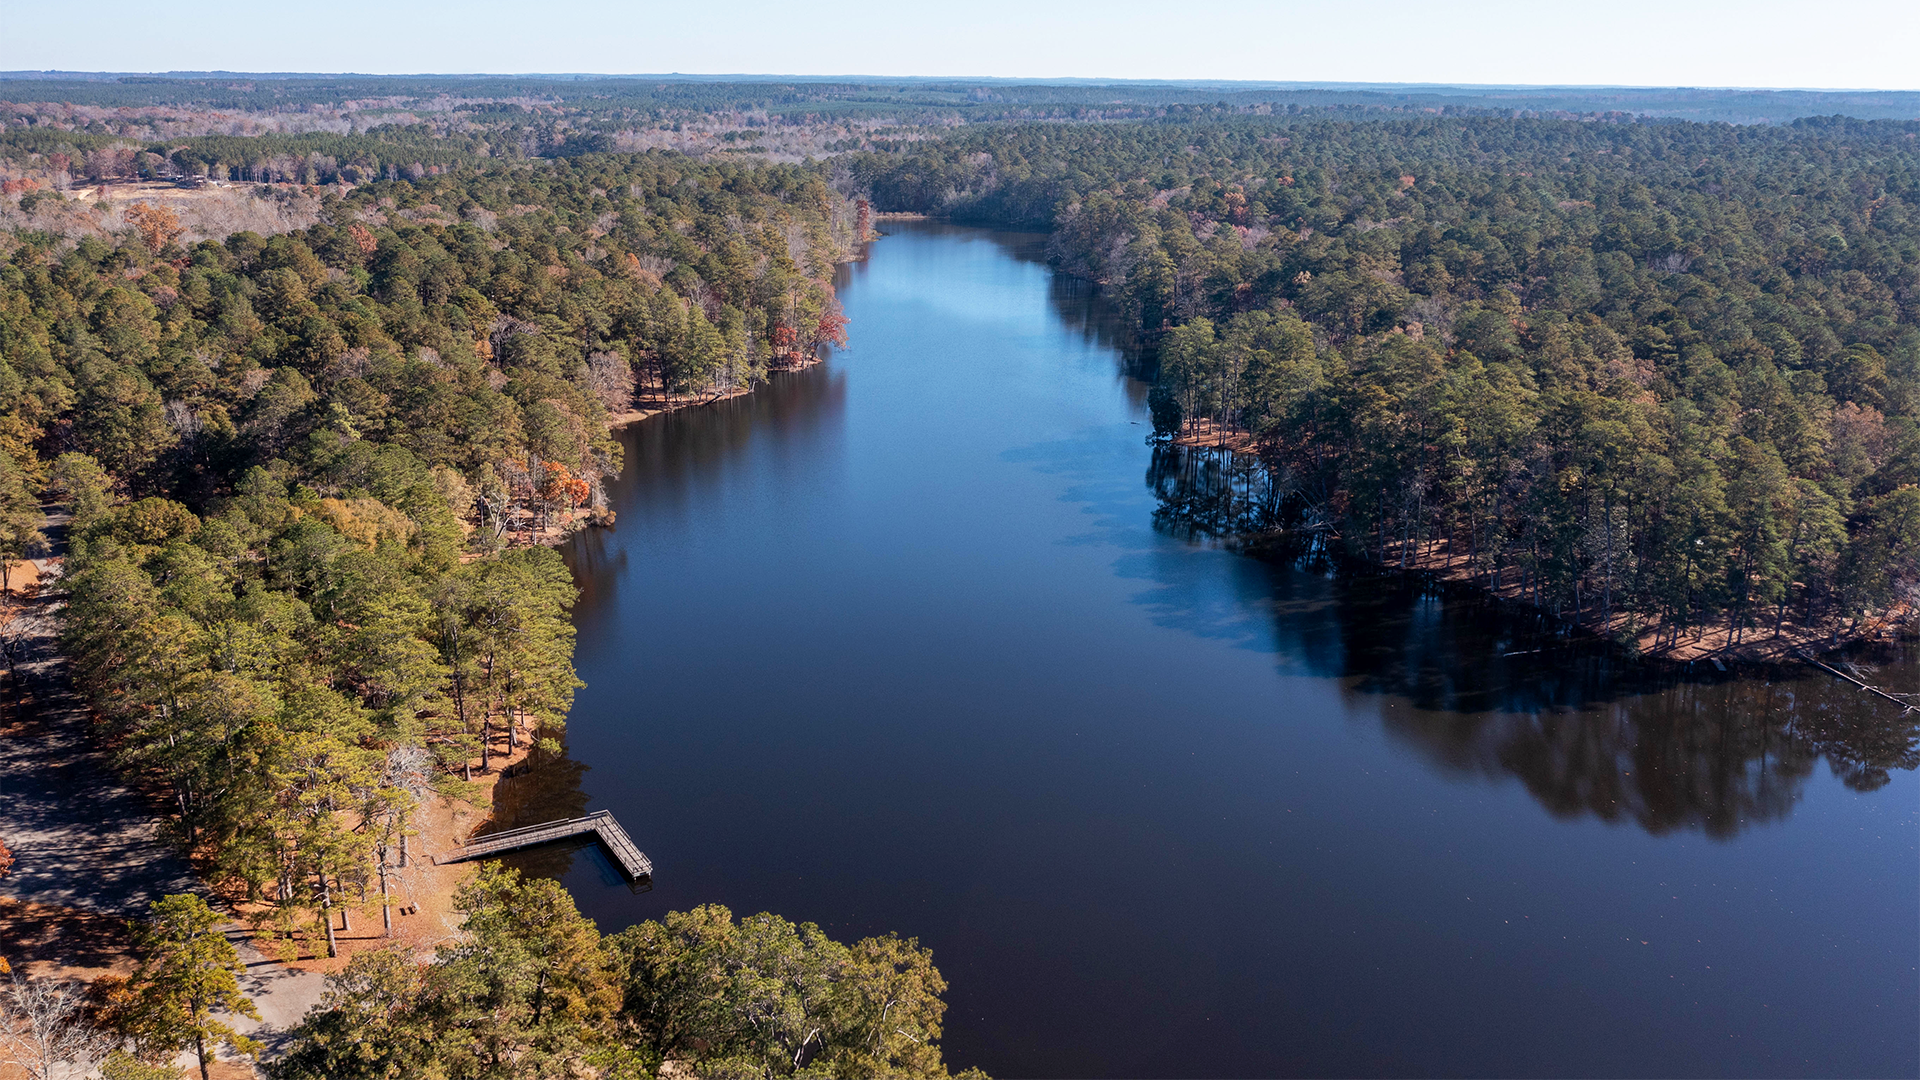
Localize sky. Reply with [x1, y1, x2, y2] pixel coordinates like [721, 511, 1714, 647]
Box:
[4, 0, 1918, 91]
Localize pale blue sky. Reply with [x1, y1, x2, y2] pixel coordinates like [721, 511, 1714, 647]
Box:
[5, 0, 1916, 90]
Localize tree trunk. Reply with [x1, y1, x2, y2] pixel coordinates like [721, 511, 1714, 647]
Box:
[506, 677, 519, 750]
[380, 852, 393, 935]
[1602, 495, 1614, 633]
[451, 665, 472, 782]
[318, 870, 338, 958]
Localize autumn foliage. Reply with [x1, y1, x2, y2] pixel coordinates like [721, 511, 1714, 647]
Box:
[123, 202, 184, 254]
[816, 305, 850, 349]
[771, 323, 800, 354]
[540, 461, 591, 509]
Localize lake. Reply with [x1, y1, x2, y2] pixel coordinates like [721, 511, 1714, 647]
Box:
[516, 222, 1918, 1078]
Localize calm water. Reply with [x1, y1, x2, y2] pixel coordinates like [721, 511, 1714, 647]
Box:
[519, 223, 1919, 1078]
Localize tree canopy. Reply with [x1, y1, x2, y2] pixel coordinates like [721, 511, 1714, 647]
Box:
[271, 865, 980, 1080]
[853, 115, 1920, 648]
[0, 149, 857, 958]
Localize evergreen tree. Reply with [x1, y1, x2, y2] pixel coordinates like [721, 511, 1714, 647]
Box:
[119, 894, 260, 1080]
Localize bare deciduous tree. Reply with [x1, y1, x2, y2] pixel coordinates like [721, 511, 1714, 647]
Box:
[0, 973, 111, 1080]
[585, 350, 636, 415]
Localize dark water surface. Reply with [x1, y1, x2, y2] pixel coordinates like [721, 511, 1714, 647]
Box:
[526, 224, 1918, 1078]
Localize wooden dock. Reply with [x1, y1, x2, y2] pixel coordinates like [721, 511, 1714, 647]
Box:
[434, 810, 653, 882]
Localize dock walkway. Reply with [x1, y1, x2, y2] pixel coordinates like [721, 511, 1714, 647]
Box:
[434, 810, 652, 882]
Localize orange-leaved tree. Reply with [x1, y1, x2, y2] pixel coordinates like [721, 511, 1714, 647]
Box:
[539, 462, 590, 516]
[124, 203, 184, 254]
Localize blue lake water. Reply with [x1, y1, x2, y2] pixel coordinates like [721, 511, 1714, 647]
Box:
[521, 223, 1919, 1078]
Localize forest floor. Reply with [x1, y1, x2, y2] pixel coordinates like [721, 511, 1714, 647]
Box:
[223, 754, 537, 979]
[1171, 419, 1260, 453]
[607, 358, 821, 429]
[0, 554, 266, 1079]
[0, 548, 199, 972]
[1378, 534, 1910, 664]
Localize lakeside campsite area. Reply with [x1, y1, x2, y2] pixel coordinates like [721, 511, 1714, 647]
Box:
[0, 333, 831, 1077]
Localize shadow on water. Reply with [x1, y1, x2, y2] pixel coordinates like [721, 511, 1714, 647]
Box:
[496, 837, 655, 895]
[1047, 269, 1158, 389]
[565, 360, 848, 617]
[475, 739, 591, 876]
[1144, 437, 1920, 838]
[480, 741, 653, 893]
[1014, 239, 1920, 842]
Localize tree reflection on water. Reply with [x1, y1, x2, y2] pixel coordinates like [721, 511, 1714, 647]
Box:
[1149, 441, 1920, 838]
[481, 738, 593, 879]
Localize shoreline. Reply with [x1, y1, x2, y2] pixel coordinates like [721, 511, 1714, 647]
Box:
[0, 536, 603, 1073]
[606, 359, 823, 429]
[292, 358, 841, 961]
[1377, 535, 1913, 667]
[0, 570, 547, 981]
[1167, 424, 1912, 668]
[0, 320, 839, 1026]
[224, 735, 545, 976]
[506, 355, 831, 551]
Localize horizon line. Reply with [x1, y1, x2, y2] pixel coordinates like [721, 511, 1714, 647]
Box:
[2, 71, 1918, 94]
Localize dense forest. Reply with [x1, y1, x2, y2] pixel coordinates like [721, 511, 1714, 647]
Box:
[851, 115, 1920, 653]
[6, 76, 1917, 194]
[267, 865, 975, 1080]
[0, 151, 856, 962]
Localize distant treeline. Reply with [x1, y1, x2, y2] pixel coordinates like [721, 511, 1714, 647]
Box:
[2, 127, 521, 185]
[851, 114, 1920, 648]
[6, 74, 1915, 124]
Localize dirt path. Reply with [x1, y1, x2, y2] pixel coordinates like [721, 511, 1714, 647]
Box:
[0, 587, 199, 926]
[0, 539, 327, 1072]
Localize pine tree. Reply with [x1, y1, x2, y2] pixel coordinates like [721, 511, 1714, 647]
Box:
[121, 894, 260, 1080]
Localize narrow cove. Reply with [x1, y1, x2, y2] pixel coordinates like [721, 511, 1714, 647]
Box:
[501, 222, 1920, 1079]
